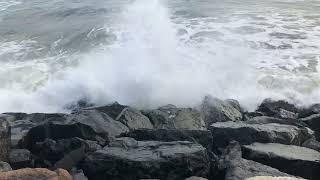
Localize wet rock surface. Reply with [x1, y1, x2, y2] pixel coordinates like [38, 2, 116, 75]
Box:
[209, 121, 312, 149]
[200, 96, 243, 126]
[216, 141, 294, 180]
[82, 137, 210, 180]
[242, 143, 320, 179]
[143, 104, 206, 130]
[0, 99, 319, 180]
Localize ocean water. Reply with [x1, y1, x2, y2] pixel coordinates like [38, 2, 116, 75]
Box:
[0, 0, 319, 113]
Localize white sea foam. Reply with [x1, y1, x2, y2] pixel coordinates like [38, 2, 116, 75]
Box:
[0, 0, 319, 113]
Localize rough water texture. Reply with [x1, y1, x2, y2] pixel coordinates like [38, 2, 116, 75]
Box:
[0, 0, 320, 113]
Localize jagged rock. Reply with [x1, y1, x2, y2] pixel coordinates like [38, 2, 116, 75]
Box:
[32, 137, 101, 168]
[9, 149, 32, 169]
[300, 114, 320, 140]
[302, 137, 320, 152]
[209, 121, 313, 149]
[86, 103, 153, 130]
[2, 113, 65, 147]
[299, 104, 320, 118]
[200, 96, 242, 126]
[20, 110, 129, 149]
[0, 168, 72, 180]
[185, 176, 208, 180]
[82, 137, 210, 180]
[246, 116, 307, 127]
[242, 143, 320, 179]
[120, 128, 213, 150]
[0, 161, 12, 172]
[143, 104, 206, 130]
[216, 141, 294, 180]
[246, 177, 305, 180]
[256, 99, 298, 119]
[0, 116, 10, 161]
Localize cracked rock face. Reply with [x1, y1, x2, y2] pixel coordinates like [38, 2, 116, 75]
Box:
[82, 137, 210, 180]
[242, 143, 320, 180]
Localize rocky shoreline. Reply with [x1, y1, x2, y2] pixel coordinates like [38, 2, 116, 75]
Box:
[0, 96, 319, 180]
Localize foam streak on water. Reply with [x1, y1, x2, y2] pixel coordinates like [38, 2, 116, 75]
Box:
[0, 0, 319, 113]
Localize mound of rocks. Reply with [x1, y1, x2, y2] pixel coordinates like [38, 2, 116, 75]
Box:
[0, 98, 319, 180]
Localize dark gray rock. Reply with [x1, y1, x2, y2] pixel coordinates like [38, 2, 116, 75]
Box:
[33, 137, 101, 168]
[216, 141, 294, 180]
[120, 128, 213, 150]
[82, 137, 210, 180]
[302, 138, 320, 152]
[0, 161, 12, 172]
[54, 146, 85, 171]
[0, 116, 10, 162]
[246, 116, 307, 127]
[9, 149, 31, 169]
[242, 143, 320, 179]
[209, 121, 313, 149]
[71, 169, 88, 180]
[299, 104, 320, 118]
[143, 104, 206, 130]
[300, 114, 320, 140]
[86, 103, 153, 130]
[256, 99, 298, 119]
[200, 96, 242, 126]
[20, 110, 129, 149]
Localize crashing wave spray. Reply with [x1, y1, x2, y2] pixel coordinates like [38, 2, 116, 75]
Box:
[0, 0, 319, 113]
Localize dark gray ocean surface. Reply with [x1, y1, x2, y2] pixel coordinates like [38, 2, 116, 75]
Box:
[0, 0, 319, 112]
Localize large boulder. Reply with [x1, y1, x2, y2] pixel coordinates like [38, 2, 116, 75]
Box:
[0, 168, 72, 180]
[9, 149, 32, 169]
[242, 143, 320, 179]
[0, 161, 12, 172]
[0, 116, 10, 161]
[82, 137, 210, 180]
[299, 114, 320, 140]
[32, 137, 101, 168]
[216, 141, 294, 180]
[256, 99, 298, 119]
[2, 113, 65, 147]
[143, 105, 206, 130]
[209, 121, 313, 149]
[20, 110, 129, 150]
[120, 128, 213, 150]
[86, 102, 154, 130]
[200, 96, 243, 126]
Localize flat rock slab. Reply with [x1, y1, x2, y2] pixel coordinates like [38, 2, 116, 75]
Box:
[218, 141, 294, 180]
[82, 137, 210, 180]
[242, 143, 320, 179]
[209, 121, 313, 148]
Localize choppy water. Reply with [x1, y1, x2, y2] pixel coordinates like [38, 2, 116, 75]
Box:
[0, 0, 320, 113]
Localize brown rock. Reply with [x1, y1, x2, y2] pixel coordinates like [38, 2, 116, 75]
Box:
[0, 168, 72, 180]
